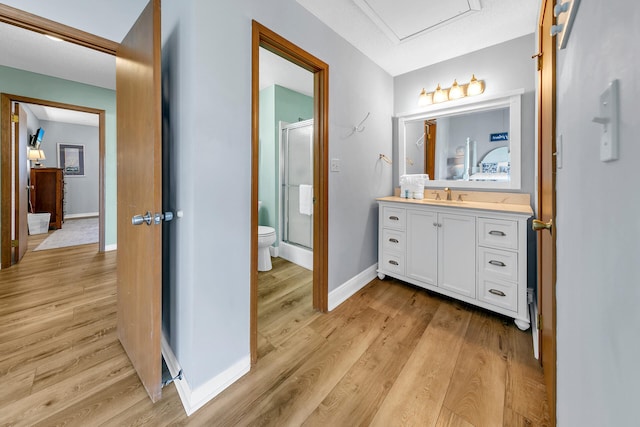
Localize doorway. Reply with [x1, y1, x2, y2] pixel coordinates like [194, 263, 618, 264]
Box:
[1, 94, 106, 267]
[251, 21, 329, 364]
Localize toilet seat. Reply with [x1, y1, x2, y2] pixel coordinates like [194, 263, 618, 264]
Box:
[258, 226, 276, 237]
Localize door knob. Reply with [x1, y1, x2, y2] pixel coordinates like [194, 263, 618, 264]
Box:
[532, 218, 553, 232]
[132, 211, 153, 225]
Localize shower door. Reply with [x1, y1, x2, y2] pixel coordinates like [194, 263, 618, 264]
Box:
[281, 119, 313, 250]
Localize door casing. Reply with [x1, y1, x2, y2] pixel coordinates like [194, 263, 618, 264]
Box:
[1, 93, 106, 268]
[251, 21, 329, 364]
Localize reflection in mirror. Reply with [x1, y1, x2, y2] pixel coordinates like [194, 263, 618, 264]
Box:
[399, 91, 522, 190]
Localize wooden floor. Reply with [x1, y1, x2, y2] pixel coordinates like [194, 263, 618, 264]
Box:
[0, 240, 550, 426]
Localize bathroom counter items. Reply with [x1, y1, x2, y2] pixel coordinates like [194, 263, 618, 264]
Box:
[377, 195, 532, 330]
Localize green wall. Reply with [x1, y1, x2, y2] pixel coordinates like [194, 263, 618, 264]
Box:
[0, 65, 117, 253]
[258, 85, 312, 243]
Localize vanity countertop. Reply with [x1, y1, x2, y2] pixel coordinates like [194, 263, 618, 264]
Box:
[377, 196, 534, 216]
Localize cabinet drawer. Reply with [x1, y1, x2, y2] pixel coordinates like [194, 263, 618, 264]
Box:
[478, 277, 518, 312]
[478, 247, 518, 282]
[478, 218, 518, 250]
[382, 206, 406, 230]
[381, 251, 405, 276]
[382, 229, 405, 253]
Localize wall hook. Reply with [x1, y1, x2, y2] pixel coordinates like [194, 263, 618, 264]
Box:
[353, 112, 370, 133]
[379, 154, 392, 164]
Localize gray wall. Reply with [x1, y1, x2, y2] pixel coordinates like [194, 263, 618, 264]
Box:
[161, 0, 393, 392]
[393, 34, 537, 198]
[554, 2, 639, 425]
[37, 120, 99, 216]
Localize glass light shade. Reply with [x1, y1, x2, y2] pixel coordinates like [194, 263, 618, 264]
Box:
[467, 74, 484, 96]
[418, 88, 431, 106]
[448, 79, 465, 100]
[433, 84, 447, 103]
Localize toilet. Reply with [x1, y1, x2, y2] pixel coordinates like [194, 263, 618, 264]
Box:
[257, 202, 276, 271]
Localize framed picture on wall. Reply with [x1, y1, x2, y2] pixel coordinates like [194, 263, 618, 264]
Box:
[57, 143, 85, 177]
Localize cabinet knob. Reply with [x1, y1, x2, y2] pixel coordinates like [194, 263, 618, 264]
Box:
[488, 230, 506, 236]
[388, 260, 399, 266]
[389, 238, 399, 243]
[389, 216, 399, 221]
[488, 260, 506, 267]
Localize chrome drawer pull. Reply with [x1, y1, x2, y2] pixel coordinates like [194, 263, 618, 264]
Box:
[389, 216, 399, 221]
[489, 260, 506, 267]
[489, 289, 506, 297]
[389, 238, 399, 243]
[489, 230, 506, 236]
[389, 260, 399, 266]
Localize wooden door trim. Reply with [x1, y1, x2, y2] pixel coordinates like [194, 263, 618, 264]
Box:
[1, 93, 107, 268]
[537, 0, 557, 423]
[0, 4, 118, 55]
[251, 20, 329, 364]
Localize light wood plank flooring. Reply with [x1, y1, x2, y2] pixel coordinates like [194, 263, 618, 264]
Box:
[0, 239, 550, 426]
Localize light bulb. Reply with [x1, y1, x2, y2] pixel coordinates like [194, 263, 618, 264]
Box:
[433, 84, 447, 103]
[418, 88, 431, 106]
[448, 79, 465, 100]
[467, 74, 484, 96]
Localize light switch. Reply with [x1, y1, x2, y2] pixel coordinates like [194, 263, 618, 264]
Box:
[330, 158, 341, 172]
[593, 80, 619, 162]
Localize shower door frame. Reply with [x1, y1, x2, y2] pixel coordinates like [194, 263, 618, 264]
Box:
[280, 119, 314, 251]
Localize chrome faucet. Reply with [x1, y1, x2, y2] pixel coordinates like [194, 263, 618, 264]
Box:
[444, 187, 452, 201]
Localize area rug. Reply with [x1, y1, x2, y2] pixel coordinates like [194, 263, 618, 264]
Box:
[34, 217, 99, 251]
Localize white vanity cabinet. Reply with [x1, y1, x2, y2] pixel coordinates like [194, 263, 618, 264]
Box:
[378, 198, 532, 330]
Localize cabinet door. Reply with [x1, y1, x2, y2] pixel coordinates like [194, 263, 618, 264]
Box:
[438, 213, 476, 298]
[406, 209, 437, 286]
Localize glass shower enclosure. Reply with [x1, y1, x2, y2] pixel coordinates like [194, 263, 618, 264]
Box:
[280, 119, 313, 250]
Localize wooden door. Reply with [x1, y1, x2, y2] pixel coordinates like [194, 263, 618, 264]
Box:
[13, 103, 28, 263]
[115, 0, 162, 402]
[536, 0, 557, 423]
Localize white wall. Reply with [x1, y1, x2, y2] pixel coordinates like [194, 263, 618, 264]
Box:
[555, 2, 640, 425]
[161, 0, 393, 397]
[37, 120, 99, 216]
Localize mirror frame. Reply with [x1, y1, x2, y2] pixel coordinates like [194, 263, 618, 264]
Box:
[398, 89, 524, 190]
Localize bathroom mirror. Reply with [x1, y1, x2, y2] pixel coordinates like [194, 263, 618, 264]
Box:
[398, 90, 523, 189]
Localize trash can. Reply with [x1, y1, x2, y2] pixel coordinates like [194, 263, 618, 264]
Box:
[27, 213, 51, 235]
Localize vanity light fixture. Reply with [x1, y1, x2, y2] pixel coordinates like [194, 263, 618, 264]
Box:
[417, 74, 485, 106]
[467, 74, 484, 96]
[418, 88, 431, 106]
[448, 79, 465, 100]
[432, 84, 448, 103]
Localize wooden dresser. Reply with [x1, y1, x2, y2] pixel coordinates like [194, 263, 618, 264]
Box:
[30, 167, 64, 229]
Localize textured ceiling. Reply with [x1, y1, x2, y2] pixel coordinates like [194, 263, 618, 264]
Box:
[296, 0, 540, 76]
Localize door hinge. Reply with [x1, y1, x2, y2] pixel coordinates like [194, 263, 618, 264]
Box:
[11, 114, 19, 123]
[537, 313, 543, 330]
[532, 52, 543, 71]
[11, 239, 18, 247]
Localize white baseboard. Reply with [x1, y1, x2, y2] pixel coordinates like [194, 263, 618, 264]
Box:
[105, 244, 117, 252]
[161, 334, 250, 416]
[530, 299, 540, 360]
[279, 241, 313, 271]
[64, 212, 99, 219]
[328, 263, 378, 311]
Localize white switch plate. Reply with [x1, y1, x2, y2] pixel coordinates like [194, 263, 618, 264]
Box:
[598, 80, 619, 162]
[555, 134, 563, 169]
[330, 158, 341, 172]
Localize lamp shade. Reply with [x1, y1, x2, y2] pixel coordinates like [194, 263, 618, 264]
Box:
[28, 149, 46, 161]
